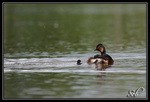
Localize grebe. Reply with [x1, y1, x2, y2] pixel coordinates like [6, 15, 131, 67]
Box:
[77, 59, 82, 65]
[87, 44, 114, 65]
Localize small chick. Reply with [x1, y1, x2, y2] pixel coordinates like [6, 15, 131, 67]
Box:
[77, 59, 82, 65]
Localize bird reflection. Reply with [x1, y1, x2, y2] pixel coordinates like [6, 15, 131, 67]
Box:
[95, 63, 110, 71]
[89, 63, 111, 78]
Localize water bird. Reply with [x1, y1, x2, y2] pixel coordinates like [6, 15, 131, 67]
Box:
[87, 43, 114, 65]
[77, 59, 82, 65]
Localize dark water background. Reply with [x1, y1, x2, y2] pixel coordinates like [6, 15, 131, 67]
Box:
[4, 4, 147, 99]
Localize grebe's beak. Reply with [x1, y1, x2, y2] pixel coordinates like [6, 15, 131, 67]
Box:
[94, 49, 97, 51]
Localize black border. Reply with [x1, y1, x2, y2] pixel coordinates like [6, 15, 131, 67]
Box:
[2, 2, 148, 100]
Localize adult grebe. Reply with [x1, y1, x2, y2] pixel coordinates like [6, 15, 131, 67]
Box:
[87, 44, 114, 65]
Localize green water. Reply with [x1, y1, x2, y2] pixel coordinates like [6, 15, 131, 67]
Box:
[3, 3, 147, 99]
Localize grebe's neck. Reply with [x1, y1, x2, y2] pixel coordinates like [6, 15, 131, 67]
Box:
[101, 48, 106, 55]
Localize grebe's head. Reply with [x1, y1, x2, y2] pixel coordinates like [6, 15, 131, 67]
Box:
[94, 43, 106, 54]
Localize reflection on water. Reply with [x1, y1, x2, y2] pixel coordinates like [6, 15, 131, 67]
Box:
[4, 70, 146, 98]
[4, 4, 146, 99]
[4, 52, 146, 98]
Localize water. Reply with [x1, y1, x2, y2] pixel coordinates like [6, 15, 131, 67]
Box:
[3, 4, 147, 99]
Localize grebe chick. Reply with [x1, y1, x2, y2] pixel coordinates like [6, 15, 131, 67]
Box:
[77, 59, 82, 65]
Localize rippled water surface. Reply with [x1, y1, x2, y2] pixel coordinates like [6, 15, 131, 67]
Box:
[4, 4, 147, 99]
